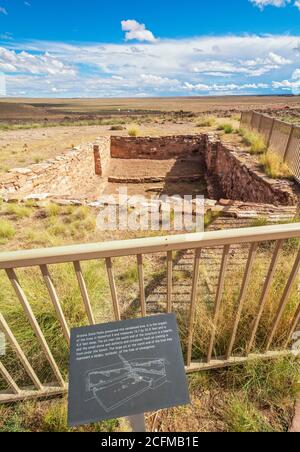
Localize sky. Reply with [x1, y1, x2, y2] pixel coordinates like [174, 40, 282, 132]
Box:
[0, 0, 300, 97]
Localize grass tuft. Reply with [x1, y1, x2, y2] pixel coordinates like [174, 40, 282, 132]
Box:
[0, 219, 16, 241]
[224, 395, 274, 432]
[44, 203, 61, 218]
[128, 126, 140, 137]
[239, 128, 266, 154]
[217, 123, 234, 134]
[5, 203, 32, 219]
[260, 152, 292, 179]
[196, 116, 216, 127]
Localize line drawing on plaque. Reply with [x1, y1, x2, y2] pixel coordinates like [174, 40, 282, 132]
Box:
[84, 354, 170, 412]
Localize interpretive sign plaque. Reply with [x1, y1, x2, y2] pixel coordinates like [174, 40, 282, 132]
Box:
[68, 314, 190, 427]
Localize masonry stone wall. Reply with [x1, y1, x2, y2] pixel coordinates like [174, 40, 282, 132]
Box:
[111, 135, 204, 160]
[0, 132, 298, 207]
[0, 137, 110, 199]
[93, 137, 111, 176]
[204, 134, 298, 206]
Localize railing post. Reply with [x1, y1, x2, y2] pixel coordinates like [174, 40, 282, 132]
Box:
[186, 248, 201, 367]
[167, 251, 173, 314]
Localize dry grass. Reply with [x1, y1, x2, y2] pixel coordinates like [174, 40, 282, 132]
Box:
[217, 123, 235, 134]
[128, 126, 140, 137]
[0, 219, 15, 242]
[239, 128, 267, 154]
[0, 200, 298, 431]
[196, 116, 216, 127]
[260, 152, 292, 179]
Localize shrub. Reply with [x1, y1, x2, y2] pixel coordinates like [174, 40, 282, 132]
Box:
[44, 203, 60, 217]
[110, 125, 125, 131]
[260, 152, 292, 179]
[128, 127, 139, 137]
[33, 156, 43, 164]
[47, 221, 69, 238]
[5, 203, 32, 219]
[0, 219, 15, 240]
[217, 123, 234, 134]
[71, 206, 89, 221]
[240, 129, 266, 154]
[196, 116, 216, 127]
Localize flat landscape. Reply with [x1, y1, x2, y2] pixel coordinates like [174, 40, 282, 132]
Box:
[1, 95, 300, 119]
[0, 95, 299, 174]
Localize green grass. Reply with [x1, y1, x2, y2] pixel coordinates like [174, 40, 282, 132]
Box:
[0, 357, 297, 432]
[204, 210, 221, 228]
[224, 395, 274, 432]
[0, 118, 128, 131]
[0, 399, 121, 432]
[217, 123, 234, 134]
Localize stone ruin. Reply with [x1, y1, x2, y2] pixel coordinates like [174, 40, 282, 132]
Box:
[0, 134, 299, 222]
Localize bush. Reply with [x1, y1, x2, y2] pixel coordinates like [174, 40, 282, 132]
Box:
[128, 127, 139, 137]
[217, 123, 234, 134]
[110, 125, 125, 131]
[260, 152, 292, 179]
[0, 219, 15, 240]
[196, 116, 216, 127]
[5, 204, 32, 219]
[44, 203, 60, 217]
[240, 129, 266, 154]
[71, 206, 89, 221]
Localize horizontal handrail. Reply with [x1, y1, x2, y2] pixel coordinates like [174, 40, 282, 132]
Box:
[0, 223, 299, 269]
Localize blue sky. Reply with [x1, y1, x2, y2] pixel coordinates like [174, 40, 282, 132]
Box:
[0, 0, 300, 97]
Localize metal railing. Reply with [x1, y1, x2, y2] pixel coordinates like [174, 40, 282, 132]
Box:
[241, 111, 300, 183]
[0, 223, 300, 403]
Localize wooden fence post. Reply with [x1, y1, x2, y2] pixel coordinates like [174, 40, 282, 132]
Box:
[250, 111, 255, 129]
[258, 114, 263, 133]
[283, 125, 294, 162]
[267, 118, 275, 148]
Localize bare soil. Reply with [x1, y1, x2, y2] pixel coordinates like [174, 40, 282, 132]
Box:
[2, 96, 300, 116]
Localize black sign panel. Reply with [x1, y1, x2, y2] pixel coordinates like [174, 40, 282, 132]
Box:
[68, 314, 190, 427]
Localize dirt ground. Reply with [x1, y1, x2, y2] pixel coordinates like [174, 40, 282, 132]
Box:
[2, 96, 300, 116]
[0, 118, 241, 173]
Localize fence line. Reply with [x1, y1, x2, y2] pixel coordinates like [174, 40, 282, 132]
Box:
[0, 223, 299, 403]
[240, 111, 300, 183]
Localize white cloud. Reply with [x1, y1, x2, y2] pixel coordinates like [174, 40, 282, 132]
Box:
[0, 47, 76, 76]
[2, 34, 300, 97]
[121, 20, 156, 42]
[250, 0, 300, 10]
[250, 0, 291, 9]
[0, 6, 8, 15]
[292, 68, 300, 79]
